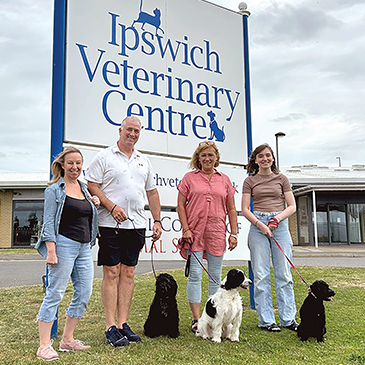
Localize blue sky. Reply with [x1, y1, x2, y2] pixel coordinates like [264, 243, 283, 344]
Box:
[1, 0, 364, 172]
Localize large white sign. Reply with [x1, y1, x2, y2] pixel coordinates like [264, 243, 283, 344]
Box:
[64, 0, 247, 165]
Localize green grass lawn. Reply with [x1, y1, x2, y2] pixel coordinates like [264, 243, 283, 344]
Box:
[0, 266, 364, 364]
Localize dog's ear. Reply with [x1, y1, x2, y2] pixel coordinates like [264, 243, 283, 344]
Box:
[224, 269, 244, 290]
[310, 281, 320, 296]
[310, 280, 331, 299]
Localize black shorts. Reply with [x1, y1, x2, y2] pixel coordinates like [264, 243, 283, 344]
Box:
[98, 227, 146, 267]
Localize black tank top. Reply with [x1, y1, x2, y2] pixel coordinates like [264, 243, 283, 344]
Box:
[59, 196, 92, 243]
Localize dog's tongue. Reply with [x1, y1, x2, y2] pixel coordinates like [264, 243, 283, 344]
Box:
[328, 297, 333, 301]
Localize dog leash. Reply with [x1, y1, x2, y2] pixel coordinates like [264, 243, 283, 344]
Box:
[150, 238, 158, 279]
[187, 243, 221, 286]
[127, 219, 158, 279]
[268, 236, 310, 290]
[116, 217, 159, 279]
[115, 217, 155, 239]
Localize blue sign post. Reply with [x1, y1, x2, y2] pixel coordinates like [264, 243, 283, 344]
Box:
[240, 3, 255, 310]
[47, 0, 67, 339]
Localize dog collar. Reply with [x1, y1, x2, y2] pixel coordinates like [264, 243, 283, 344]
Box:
[309, 289, 317, 299]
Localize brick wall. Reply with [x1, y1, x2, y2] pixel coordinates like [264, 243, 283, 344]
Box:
[0, 190, 13, 248]
[288, 213, 299, 246]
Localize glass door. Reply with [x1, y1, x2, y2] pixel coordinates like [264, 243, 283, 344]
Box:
[329, 204, 347, 244]
[316, 203, 329, 244]
[347, 204, 365, 244]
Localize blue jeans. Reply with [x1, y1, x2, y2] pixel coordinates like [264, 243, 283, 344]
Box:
[186, 250, 223, 303]
[37, 235, 94, 322]
[248, 212, 297, 327]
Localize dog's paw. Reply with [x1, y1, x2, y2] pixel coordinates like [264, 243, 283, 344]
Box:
[211, 337, 221, 343]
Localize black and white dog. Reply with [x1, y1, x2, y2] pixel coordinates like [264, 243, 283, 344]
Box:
[297, 280, 335, 342]
[144, 273, 179, 338]
[196, 269, 252, 343]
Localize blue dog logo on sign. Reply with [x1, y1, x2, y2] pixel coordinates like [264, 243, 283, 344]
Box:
[207, 111, 226, 142]
[132, 0, 165, 35]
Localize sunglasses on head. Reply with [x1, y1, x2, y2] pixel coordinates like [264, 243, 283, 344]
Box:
[199, 140, 215, 146]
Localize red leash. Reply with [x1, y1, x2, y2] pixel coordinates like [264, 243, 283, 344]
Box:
[268, 235, 310, 290]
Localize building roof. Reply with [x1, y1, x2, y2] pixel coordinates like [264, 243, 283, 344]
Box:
[1, 165, 365, 192]
[0, 172, 49, 189]
[282, 165, 365, 195]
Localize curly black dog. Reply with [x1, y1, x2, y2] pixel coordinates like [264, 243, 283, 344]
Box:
[144, 273, 179, 338]
[297, 280, 335, 342]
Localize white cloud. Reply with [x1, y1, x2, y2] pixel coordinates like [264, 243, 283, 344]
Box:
[241, 0, 365, 167]
[0, 0, 52, 172]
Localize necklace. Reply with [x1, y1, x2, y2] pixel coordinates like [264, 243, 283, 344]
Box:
[201, 169, 214, 181]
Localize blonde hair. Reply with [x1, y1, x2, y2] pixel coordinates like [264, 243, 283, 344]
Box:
[189, 141, 220, 170]
[48, 146, 83, 185]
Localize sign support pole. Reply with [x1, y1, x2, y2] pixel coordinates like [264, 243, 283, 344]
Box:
[240, 3, 255, 310]
[47, 0, 67, 339]
[50, 0, 66, 162]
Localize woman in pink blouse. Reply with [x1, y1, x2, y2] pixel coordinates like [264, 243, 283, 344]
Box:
[177, 141, 238, 334]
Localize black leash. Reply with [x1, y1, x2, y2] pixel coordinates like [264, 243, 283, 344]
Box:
[150, 238, 158, 279]
[114, 217, 155, 238]
[115, 218, 158, 279]
[178, 238, 221, 286]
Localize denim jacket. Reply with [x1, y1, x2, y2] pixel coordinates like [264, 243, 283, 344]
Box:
[35, 178, 98, 258]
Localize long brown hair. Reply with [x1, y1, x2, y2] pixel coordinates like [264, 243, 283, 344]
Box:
[189, 141, 220, 170]
[246, 143, 278, 175]
[48, 146, 83, 185]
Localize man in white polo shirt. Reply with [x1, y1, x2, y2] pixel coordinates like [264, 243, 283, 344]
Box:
[86, 116, 162, 347]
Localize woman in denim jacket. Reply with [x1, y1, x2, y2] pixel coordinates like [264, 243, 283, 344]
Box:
[35, 146, 99, 361]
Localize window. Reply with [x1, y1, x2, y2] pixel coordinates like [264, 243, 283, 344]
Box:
[13, 200, 44, 246]
[347, 204, 365, 244]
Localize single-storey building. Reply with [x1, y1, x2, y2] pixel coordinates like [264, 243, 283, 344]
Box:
[1, 166, 365, 248]
[284, 164, 365, 247]
[0, 172, 48, 248]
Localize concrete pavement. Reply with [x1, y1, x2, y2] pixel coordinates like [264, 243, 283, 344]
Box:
[292, 245, 365, 268]
[0, 244, 364, 288]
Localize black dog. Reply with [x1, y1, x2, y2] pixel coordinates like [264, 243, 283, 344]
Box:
[297, 280, 335, 342]
[144, 273, 179, 338]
